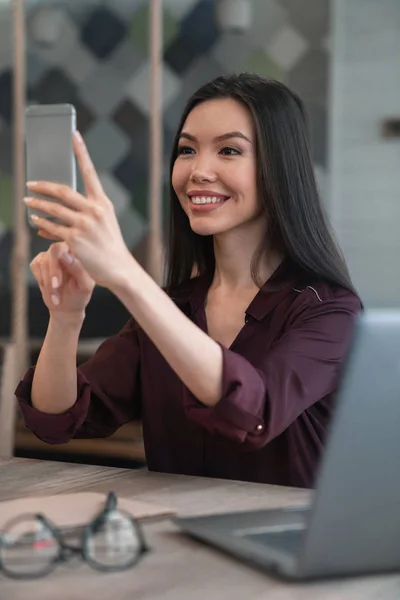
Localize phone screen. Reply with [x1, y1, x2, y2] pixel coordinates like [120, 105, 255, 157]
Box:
[26, 107, 76, 188]
[25, 104, 77, 227]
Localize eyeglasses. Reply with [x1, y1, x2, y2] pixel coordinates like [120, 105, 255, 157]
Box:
[0, 491, 149, 579]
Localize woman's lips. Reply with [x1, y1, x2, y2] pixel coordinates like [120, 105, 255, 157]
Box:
[187, 192, 231, 213]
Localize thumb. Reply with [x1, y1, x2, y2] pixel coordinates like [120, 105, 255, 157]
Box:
[59, 251, 94, 293]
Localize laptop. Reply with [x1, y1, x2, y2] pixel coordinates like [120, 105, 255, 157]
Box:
[173, 310, 400, 580]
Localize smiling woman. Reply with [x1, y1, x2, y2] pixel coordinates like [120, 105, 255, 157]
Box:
[172, 100, 259, 237]
[15, 74, 361, 488]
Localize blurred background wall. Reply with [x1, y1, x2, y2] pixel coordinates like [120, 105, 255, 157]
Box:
[0, 0, 329, 339]
[329, 0, 400, 307]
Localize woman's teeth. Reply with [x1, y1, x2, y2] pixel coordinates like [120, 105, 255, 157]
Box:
[190, 196, 225, 205]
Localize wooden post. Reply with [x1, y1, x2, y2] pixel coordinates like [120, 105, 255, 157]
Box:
[146, 0, 164, 284]
[11, 0, 29, 378]
[0, 0, 29, 457]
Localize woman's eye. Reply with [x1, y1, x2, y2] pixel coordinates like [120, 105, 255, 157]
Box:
[177, 146, 194, 156]
[219, 146, 241, 156]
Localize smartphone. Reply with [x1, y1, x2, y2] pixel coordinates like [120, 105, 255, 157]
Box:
[25, 103, 77, 228]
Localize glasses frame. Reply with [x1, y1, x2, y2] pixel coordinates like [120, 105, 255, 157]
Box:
[0, 491, 149, 580]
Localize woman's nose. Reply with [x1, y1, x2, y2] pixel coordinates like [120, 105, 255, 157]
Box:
[190, 155, 217, 183]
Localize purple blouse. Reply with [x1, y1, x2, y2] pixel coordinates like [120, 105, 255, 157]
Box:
[16, 260, 361, 488]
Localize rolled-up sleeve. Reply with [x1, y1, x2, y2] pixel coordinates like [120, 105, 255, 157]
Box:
[182, 290, 361, 448]
[16, 319, 141, 445]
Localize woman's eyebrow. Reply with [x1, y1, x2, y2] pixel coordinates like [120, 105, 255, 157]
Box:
[178, 131, 252, 144]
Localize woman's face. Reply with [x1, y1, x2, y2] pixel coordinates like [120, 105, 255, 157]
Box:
[172, 98, 264, 237]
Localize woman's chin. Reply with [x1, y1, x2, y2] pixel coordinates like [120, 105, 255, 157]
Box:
[189, 221, 223, 236]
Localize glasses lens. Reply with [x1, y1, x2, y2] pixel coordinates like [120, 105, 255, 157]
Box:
[1, 515, 58, 578]
[86, 509, 141, 569]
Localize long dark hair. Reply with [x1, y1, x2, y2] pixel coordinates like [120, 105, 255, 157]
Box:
[166, 73, 355, 293]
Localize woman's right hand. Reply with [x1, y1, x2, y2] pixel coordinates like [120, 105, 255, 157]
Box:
[30, 242, 95, 319]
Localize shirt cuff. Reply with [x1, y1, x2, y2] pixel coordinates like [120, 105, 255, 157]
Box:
[182, 345, 266, 443]
[15, 367, 91, 444]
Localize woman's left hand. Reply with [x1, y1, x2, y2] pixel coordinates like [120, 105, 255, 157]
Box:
[24, 131, 134, 290]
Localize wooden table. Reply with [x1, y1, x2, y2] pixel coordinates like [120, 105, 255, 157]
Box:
[1, 458, 399, 599]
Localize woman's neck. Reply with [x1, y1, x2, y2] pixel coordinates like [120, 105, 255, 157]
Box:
[211, 226, 283, 292]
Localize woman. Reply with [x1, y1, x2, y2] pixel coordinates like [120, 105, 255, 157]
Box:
[16, 74, 361, 488]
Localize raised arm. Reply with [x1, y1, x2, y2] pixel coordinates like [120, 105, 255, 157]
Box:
[24, 132, 225, 410]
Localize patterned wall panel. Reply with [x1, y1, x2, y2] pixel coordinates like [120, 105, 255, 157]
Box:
[0, 0, 329, 332]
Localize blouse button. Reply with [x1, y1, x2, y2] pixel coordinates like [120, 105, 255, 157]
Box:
[256, 424, 264, 432]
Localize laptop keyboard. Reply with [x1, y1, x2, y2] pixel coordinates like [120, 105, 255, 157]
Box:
[243, 529, 304, 556]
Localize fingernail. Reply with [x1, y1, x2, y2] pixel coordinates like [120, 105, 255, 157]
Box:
[51, 294, 60, 306]
[31, 215, 39, 221]
[74, 131, 84, 145]
[27, 181, 38, 187]
[61, 252, 74, 264]
[51, 276, 60, 289]
[24, 197, 33, 204]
